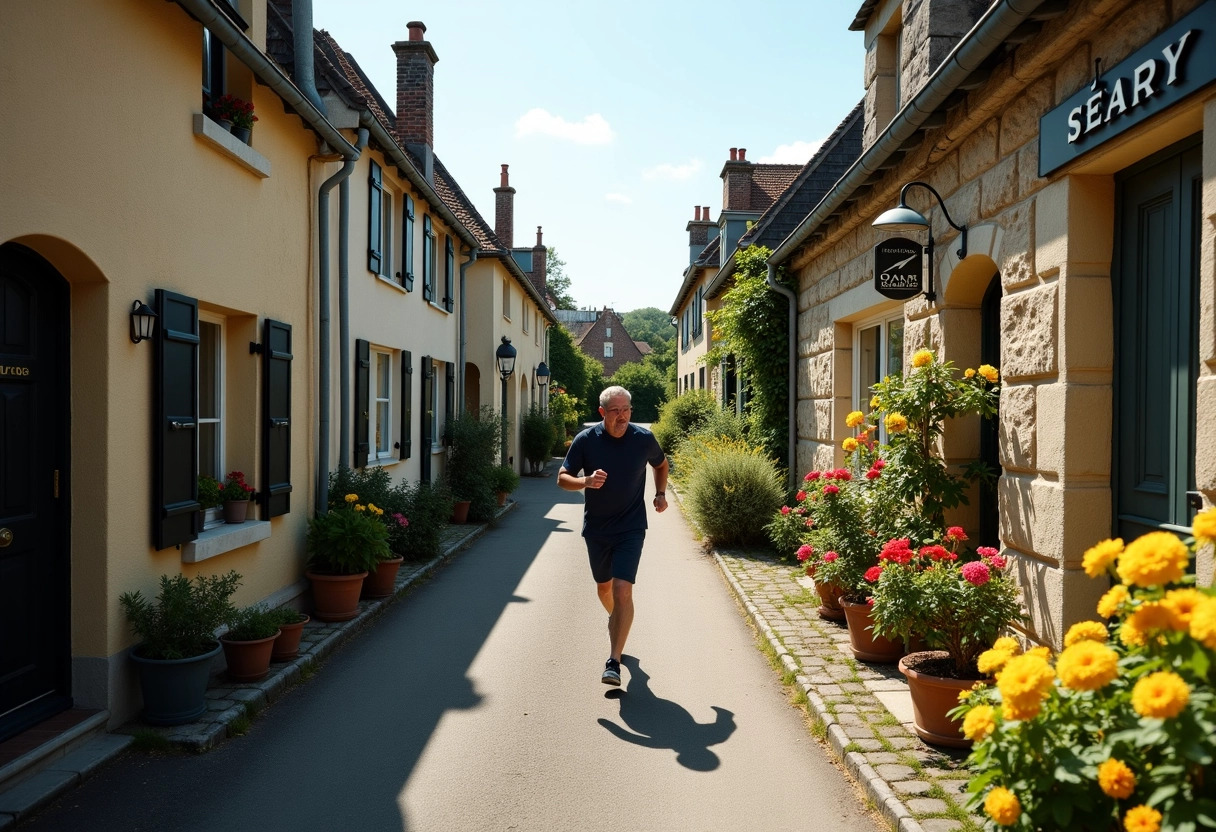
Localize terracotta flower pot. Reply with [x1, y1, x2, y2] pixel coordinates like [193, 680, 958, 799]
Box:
[271, 614, 309, 662]
[450, 500, 471, 524]
[361, 556, 404, 599]
[221, 632, 279, 683]
[839, 597, 905, 663]
[495, 491, 508, 507]
[223, 500, 250, 523]
[814, 580, 846, 621]
[899, 652, 978, 748]
[306, 570, 367, 622]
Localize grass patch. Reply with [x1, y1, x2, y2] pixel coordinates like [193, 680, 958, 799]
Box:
[843, 741, 862, 753]
[874, 711, 900, 727]
[228, 713, 252, 737]
[810, 716, 826, 740]
[129, 729, 175, 753]
[782, 587, 816, 606]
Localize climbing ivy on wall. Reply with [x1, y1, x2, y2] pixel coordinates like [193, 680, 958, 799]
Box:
[704, 245, 792, 468]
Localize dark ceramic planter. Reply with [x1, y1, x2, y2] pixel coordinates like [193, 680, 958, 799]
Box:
[130, 641, 221, 725]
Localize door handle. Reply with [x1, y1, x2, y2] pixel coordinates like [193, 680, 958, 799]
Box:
[0, 528, 12, 548]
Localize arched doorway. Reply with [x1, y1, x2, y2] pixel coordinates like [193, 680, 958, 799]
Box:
[0, 242, 72, 742]
[465, 362, 481, 415]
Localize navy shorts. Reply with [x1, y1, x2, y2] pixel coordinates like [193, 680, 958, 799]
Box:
[585, 531, 646, 584]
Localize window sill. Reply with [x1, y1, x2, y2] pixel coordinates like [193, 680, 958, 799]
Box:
[376, 275, 409, 294]
[181, 519, 271, 563]
[368, 456, 400, 468]
[428, 301, 451, 315]
[193, 113, 271, 179]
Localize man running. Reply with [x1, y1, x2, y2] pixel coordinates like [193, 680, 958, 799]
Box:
[557, 385, 668, 686]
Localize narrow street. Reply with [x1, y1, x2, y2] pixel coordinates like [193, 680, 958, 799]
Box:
[19, 471, 878, 832]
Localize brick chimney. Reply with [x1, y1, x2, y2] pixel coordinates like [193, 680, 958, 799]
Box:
[720, 146, 753, 211]
[494, 164, 515, 248]
[530, 226, 547, 297]
[686, 205, 715, 264]
[392, 21, 439, 183]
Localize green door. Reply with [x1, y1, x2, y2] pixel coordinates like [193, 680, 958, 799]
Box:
[1113, 137, 1201, 541]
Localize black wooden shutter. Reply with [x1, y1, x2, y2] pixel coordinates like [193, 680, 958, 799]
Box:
[422, 216, 434, 301]
[444, 362, 455, 444]
[420, 356, 433, 482]
[444, 237, 455, 312]
[154, 289, 200, 550]
[400, 350, 413, 459]
[355, 338, 370, 467]
[368, 162, 383, 274]
[261, 318, 292, 518]
[403, 195, 415, 291]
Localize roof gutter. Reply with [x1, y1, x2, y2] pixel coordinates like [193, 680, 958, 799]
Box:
[768, 0, 1047, 266]
[173, 0, 357, 160]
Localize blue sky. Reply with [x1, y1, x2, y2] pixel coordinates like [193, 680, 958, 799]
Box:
[312, 0, 866, 314]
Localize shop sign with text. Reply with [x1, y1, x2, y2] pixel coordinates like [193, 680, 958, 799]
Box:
[873, 237, 924, 301]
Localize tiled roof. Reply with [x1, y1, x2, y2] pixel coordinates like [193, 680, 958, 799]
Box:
[313, 30, 395, 138]
[633, 341, 653, 355]
[432, 157, 505, 254]
[570, 321, 596, 345]
[697, 235, 721, 268]
[750, 164, 804, 208]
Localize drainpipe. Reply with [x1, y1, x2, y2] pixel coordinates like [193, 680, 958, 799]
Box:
[458, 248, 480, 416]
[766, 262, 798, 490]
[339, 128, 371, 469]
[292, 0, 325, 113]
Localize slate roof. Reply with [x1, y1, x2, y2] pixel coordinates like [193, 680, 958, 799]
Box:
[569, 321, 596, 344]
[850, 0, 880, 30]
[667, 235, 721, 317]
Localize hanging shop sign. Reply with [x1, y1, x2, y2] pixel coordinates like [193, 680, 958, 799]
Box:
[1039, 0, 1216, 176]
[873, 237, 924, 301]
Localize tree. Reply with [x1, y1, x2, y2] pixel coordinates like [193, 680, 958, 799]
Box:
[547, 325, 590, 409]
[608, 362, 666, 422]
[621, 307, 673, 352]
[546, 247, 577, 310]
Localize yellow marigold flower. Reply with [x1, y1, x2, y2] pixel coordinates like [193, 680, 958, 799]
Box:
[1189, 597, 1216, 649]
[344, 493, 359, 503]
[1119, 620, 1146, 647]
[965, 368, 976, 378]
[1002, 691, 1046, 721]
[962, 705, 996, 741]
[1025, 646, 1052, 661]
[1117, 531, 1189, 588]
[1164, 588, 1206, 631]
[912, 348, 934, 368]
[842, 437, 859, 452]
[1056, 641, 1119, 691]
[354, 504, 366, 512]
[978, 364, 1000, 383]
[367, 503, 383, 515]
[1097, 758, 1136, 800]
[870, 395, 880, 410]
[1097, 584, 1130, 619]
[1193, 507, 1216, 547]
[992, 636, 1021, 653]
[978, 648, 1013, 675]
[1131, 671, 1190, 719]
[1130, 600, 1173, 634]
[845, 410, 865, 428]
[997, 654, 1054, 716]
[984, 787, 1021, 826]
[1124, 805, 1162, 832]
[1064, 620, 1108, 647]
[885, 412, 908, 433]
[1082, 538, 1124, 578]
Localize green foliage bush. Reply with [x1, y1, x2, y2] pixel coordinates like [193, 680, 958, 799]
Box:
[306, 502, 389, 575]
[444, 407, 500, 522]
[521, 404, 555, 473]
[652, 389, 718, 455]
[224, 604, 282, 641]
[488, 464, 521, 494]
[676, 437, 784, 547]
[120, 571, 242, 660]
[608, 362, 666, 422]
[398, 479, 454, 560]
[548, 391, 580, 455]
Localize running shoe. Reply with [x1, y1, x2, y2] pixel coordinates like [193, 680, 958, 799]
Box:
[602, 658, 621, 686]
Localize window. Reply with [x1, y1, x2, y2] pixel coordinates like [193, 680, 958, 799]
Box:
[422, 215, 435, 301]
[202, 29, 226, 117]
[371, 349, 393, 462]
[443, 236, 454, 312]
[368, 161, 384, 275]
[198, 315, 224, 527]
[429, 359, 441, 450]
[382, 186, 396, 282]
[605, 325, 611, 337]
[502, 278, 511, 320]
[699, 366, 705, 389]
[536, 318, 541, 346]
[693, 287, 703, 336]
[402, 195, 415, 291]
[604, 342, 613, 358]
[523, 305, 529, 334]
[855, 313, 905, 439]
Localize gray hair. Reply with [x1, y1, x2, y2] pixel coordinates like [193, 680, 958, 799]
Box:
[599, 386, 631, 408]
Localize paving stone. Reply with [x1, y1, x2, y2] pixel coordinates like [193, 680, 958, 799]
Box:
[892, 780, 934, 796]
[907, 798, 950, 814]
[917, 819, 966, 832]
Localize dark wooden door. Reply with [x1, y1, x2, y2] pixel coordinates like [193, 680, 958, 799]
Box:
[1113, 138, 1201, 541]
[0, 243, 71, 742]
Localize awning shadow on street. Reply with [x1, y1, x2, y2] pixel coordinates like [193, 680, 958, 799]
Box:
[597, 656, 736, 772]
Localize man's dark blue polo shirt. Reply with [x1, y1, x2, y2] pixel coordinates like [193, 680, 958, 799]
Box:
[561, 422, 666, 537]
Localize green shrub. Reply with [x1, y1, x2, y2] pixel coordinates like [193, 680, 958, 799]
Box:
[224, 605, 282, 641]
[488, 464, 521, 495]
[444, 407, 501, 522]
[607, 362, 666, 422]
[120, 571, 242, 660]
[197, 475, 222, 509]
[690, 406, 749, 445]
[520, 404, 554, 473]
[399, 479, 454, 560]
[677, 437, 785, 547]
[548, 391, 581, 455]
[652, 389, 718, 455]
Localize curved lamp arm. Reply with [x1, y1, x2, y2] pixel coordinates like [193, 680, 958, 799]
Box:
[898, 181, 967, 259]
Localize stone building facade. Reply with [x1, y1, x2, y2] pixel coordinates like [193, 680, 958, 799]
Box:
[768, 0, 1216, 647]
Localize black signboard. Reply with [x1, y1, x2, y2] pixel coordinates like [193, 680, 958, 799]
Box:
[1039, 0, 1216, 176]
[873, 237, 924, 300]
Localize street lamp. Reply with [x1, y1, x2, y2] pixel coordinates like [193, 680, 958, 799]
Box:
[535, 360, 550, 414]
[872, 181, 967, 304]
[495, 335, 517, 464]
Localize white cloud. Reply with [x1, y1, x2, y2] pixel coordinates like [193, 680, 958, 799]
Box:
[605, 193, 632, 204]
[757, 140, 824, 164]
[642, 159, 702, 181]
[514, 108, 615, 144]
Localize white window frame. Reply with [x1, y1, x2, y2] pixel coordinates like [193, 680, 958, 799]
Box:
[430, 359, 442, 452]
[604, 342, 613, 358]
[370, 347, 394, 463]
[605, 324, 611, 337]
[853, 309, 905, 441]
[379, 184, 396, 282]
[502, 278, 511, 321]
[198, 312, 225, 529]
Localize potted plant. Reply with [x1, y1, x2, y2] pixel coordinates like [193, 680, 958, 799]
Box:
[443, 407, 500, 523]
[269, 607, 310, 662]
[197, 474, 222, 529]
[361, 502, 407, 600]
[488, 463, 521, 507]
[212, 93, 257, 142]
[119, 570, 240, 725]
[956, 510, 1216, 830]
[220, 604, 281, 683]
[220, 470, 255, 524]
[326, 467, 407, 599]
[868, 528, 1024, 746]
[305, 493, 389, 621]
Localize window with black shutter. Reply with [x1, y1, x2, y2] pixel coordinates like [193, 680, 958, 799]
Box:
[154, 289, 200, 550]
[422, 216, 434, 302]
[444, 362, 455, 444]
[400, 350, 413, 459]
[443, 237, 455, 312]
[420, 355, 433, 482]
[368, 162, 383, 274]
[402, 195, 415, 291]
[354, 338, 370, 467]
[261, 319, 292, 517]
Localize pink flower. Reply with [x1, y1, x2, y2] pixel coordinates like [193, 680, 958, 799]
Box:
[834, 468, 852, 481]
[989, 555, 1007, 569]
[864, 565, 883, 583]
[823, 551, 839, 562]
[794, 507, 806, 515]
[806, 471, 822, 481]
[945, 526, 968, 543]
[796, 544, 814, 562]
[805, 519, 814, 528]
[392, 512, 410, 528]
[796, 490, 807, 502]
[880, 538, 913, 564]
[872, 459, 886, 470]
[976, 546, 1000, 559]
[961, 561, 992, 586]
[865, 596, 875, 607]
[823, 484, 840, 496]
[780, 506, 791, 515]
[865, 469, 881, 480]
[920, 544, 955, 562]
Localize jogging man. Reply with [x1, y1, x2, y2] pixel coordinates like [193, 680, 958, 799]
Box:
[557, 385, 668, 686]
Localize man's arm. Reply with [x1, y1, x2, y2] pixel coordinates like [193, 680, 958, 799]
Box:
[558, 468, 607, 491]
[651, 458, 669, 513]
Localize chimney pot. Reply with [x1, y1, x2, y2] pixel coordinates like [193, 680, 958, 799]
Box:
[739, 148, 747, 161]
[693, 206, 700, 221]
[729, 147, 738, 161]
[536, 226, 543, 247]
[703, 205, 710, 219]
[407, 20, 426, 41]
[500, 164, 509, 187]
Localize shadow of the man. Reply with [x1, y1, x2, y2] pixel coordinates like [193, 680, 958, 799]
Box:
[596, 656, 736, 771]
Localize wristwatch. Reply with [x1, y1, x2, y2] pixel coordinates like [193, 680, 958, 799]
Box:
[655, 492, 665, 497]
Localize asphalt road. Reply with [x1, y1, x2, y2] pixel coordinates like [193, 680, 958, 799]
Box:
[21, 469, 879, 832]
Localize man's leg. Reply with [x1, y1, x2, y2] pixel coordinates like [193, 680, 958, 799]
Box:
[596, 580, 613, 614]
[608, 578, 634, 662]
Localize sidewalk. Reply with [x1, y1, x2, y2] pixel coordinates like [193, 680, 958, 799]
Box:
[713, 547, 980, 832]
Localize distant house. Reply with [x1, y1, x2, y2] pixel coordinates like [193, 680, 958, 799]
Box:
[555, 307, 647, 377]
